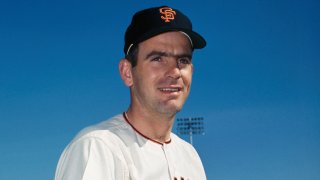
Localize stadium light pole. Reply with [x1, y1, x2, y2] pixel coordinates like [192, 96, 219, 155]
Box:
[176, 117, 204, 145]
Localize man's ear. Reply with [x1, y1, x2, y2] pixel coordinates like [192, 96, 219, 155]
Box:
[119, 59, 133, 87]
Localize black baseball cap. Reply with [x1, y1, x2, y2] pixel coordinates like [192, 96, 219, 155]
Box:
[124, 5, 206, 55]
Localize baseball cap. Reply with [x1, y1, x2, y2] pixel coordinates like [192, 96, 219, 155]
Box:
[124, 5, 206, 55]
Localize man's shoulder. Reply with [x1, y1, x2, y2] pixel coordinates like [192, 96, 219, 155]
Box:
[71, 114, 131, 145]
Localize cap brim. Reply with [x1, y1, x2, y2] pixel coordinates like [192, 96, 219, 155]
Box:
[182, 29, 206, 49]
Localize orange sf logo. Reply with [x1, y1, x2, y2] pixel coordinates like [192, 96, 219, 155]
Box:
[159, 7, 176, 22]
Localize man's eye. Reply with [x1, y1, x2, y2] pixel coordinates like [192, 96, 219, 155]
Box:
[178, 58, 191, 65]
[151, 57, 162, 62]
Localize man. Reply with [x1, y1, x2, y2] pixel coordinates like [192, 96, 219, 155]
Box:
[55, 5, 206, 180]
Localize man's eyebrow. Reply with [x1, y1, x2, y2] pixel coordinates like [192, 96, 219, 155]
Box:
[145, 51, 192, 60]
[145, 51, 168, 60]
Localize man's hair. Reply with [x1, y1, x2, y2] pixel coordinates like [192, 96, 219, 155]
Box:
[125, 45, 139, 67]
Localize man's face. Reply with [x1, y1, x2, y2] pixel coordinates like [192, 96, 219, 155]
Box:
[130, 31, 193, 116]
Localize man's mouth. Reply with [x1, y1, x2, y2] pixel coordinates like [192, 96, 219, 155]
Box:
[159, 87, 182, 92]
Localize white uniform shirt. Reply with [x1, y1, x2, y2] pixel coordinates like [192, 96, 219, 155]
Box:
[55, 114, 206, 180]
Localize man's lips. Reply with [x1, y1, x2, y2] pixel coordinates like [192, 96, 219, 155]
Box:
[158, 87, 182, 93]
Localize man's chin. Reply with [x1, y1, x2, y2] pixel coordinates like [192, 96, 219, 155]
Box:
[157, 102, 184, 115]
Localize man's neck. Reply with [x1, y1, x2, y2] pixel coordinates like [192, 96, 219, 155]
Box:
[125, 106, 175, 144]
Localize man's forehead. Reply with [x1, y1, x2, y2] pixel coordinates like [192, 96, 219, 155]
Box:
[139, 31, 193, 52]
[139, 47, 193, 60]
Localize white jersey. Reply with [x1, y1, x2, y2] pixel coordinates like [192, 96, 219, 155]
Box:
[55, 114, 206, 180]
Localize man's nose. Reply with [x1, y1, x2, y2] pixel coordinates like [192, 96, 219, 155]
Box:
[166, 59, 181, 79]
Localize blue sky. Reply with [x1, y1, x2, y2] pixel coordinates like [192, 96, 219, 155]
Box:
[0, 0, 319, 179]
